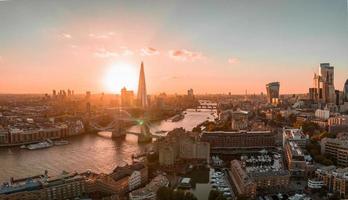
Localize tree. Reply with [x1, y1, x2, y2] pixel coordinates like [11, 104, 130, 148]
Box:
[157, 187, 198, 200]
[301, 121, 321, 136]
[208, 190, 226, 200]
[208, 190, 220, 200]
[157, 186, 173, 200]
[288, 113, 297, 125]
[184, 192, 198, 200]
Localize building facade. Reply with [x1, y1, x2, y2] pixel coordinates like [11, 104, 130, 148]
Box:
[311, 166, 348, 199]
[158, 129, 210, 166]
[309, 63, 336, 104]
[266, 82, 280, 104]
[321, 138, 348, 167]
[200, 130, 277, 150]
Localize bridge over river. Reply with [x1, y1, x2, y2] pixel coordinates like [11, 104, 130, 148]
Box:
[88, 108, 164, 143]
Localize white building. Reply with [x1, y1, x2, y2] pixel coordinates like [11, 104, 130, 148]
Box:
[128, 170, 142, 191]
[307, 179, 324, 189]
[282, 128, 309, 148]
[315, 109, 330, 120]
[129, 175, 169, 200]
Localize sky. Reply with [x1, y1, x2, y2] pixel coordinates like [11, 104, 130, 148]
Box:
[0, 0, 347, 95]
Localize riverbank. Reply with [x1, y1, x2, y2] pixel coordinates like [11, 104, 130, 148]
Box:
[0, 109, 215, 182]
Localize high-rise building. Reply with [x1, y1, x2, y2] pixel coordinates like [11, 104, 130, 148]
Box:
[320, 63, 335, 103]
[266, 82, 280, 104]
[187, 88, 194, 99]
[86, 91, 91, 100]
[344, 79, 348, 102]
[121, 87, 134, 107]
[137, 62, 148, 108]
[309, 63, 335, 104]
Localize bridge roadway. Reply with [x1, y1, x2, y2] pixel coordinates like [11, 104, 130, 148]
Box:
[125, 131, 163, 139]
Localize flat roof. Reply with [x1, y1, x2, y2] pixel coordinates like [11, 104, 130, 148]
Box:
[181, 177, 191, 184]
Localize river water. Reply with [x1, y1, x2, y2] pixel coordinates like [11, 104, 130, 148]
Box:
[0, 109, 216, 182]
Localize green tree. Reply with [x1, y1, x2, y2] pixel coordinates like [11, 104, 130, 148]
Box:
[288, 113, 297, 125]
[208, 190, 220, 200]
[301, 121, 321, 136]
[173, 189, 186, 200]
[184, 192, 198, 200]
[208, 190, 226, 200]
[157, 186, 173, 200]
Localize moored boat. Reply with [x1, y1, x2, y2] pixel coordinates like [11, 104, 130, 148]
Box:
[26, 139, 53, 150]
[54, 140, 69, 146]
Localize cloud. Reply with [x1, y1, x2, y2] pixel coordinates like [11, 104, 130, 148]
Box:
[120, 47, 134, 56]
[140, 47, 160, 56]
[168, 49, 203, 61]
[94, 48, 118, 58]
[89, 32, 114, 39]
[228, 57, 240, 64]
[62, 33, 72, 39]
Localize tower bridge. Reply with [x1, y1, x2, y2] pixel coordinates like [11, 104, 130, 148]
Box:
[89, 108, 162, 143]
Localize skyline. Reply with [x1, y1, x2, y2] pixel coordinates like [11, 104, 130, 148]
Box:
[0, 0, 347, 94]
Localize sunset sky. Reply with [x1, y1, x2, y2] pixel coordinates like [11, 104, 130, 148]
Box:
[0, 0, 347, 95]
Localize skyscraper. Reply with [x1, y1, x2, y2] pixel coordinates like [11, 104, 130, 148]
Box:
[266, 82, 280, 104]
[137, 62, 148, 108]
[320, 63, 335, 103]
[309, 63, 336, 104]
[187, 88, 194, 99]
[121, 87, 134, 107]
[344, 79, 348, 102]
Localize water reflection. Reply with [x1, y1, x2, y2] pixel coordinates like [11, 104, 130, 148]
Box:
[0, 109, 215, 182]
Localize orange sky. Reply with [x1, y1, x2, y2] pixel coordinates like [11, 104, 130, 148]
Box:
[0, 0, 347, 95]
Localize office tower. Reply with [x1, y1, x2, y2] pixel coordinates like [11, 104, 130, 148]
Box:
[187, 88, 194, 99]
[266, 82, 280, 104]
[344, 79, 348, 102]
[320, 63, 335, 103]
[86, 91, 91, 100]
[310, 63, 335, 104]
[137, 62, 148, 108]
[52, 90, 56, 98]
[121, 87, 134, 107]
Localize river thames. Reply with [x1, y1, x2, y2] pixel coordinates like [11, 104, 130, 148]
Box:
[0, 109, 216, 182]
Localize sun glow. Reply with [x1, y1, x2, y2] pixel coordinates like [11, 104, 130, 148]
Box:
[103, 62, 138, 93]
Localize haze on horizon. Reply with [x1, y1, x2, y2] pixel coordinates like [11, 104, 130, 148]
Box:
[0, 0, 347, 95]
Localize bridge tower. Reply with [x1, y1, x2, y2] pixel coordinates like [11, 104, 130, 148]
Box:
[111, 120, 126, 138]
[137, 124, 152, 143]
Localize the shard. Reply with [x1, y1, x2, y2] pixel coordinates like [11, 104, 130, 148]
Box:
[137, 62, 148, 108]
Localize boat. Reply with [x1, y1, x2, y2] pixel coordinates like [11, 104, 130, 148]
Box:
[20, 145, 26, 149]
[54, 140, 69, 146]
[155, 130, 167, 134]
[171, 113, 184, 122]
[26, 140, 53, 150]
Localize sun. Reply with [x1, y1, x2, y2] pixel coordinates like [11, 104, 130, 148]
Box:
[103, 62, 138, 93]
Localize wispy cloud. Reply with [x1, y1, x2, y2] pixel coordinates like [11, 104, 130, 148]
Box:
[120, 47, 133, 56]
[89, 32, 114, 39]
[140, 47, 160, 56]
[169, 49, 203, 61]
[228, 57, 240, 64]
[94, 48, 118, 58]
[62, 33, 72, 39]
